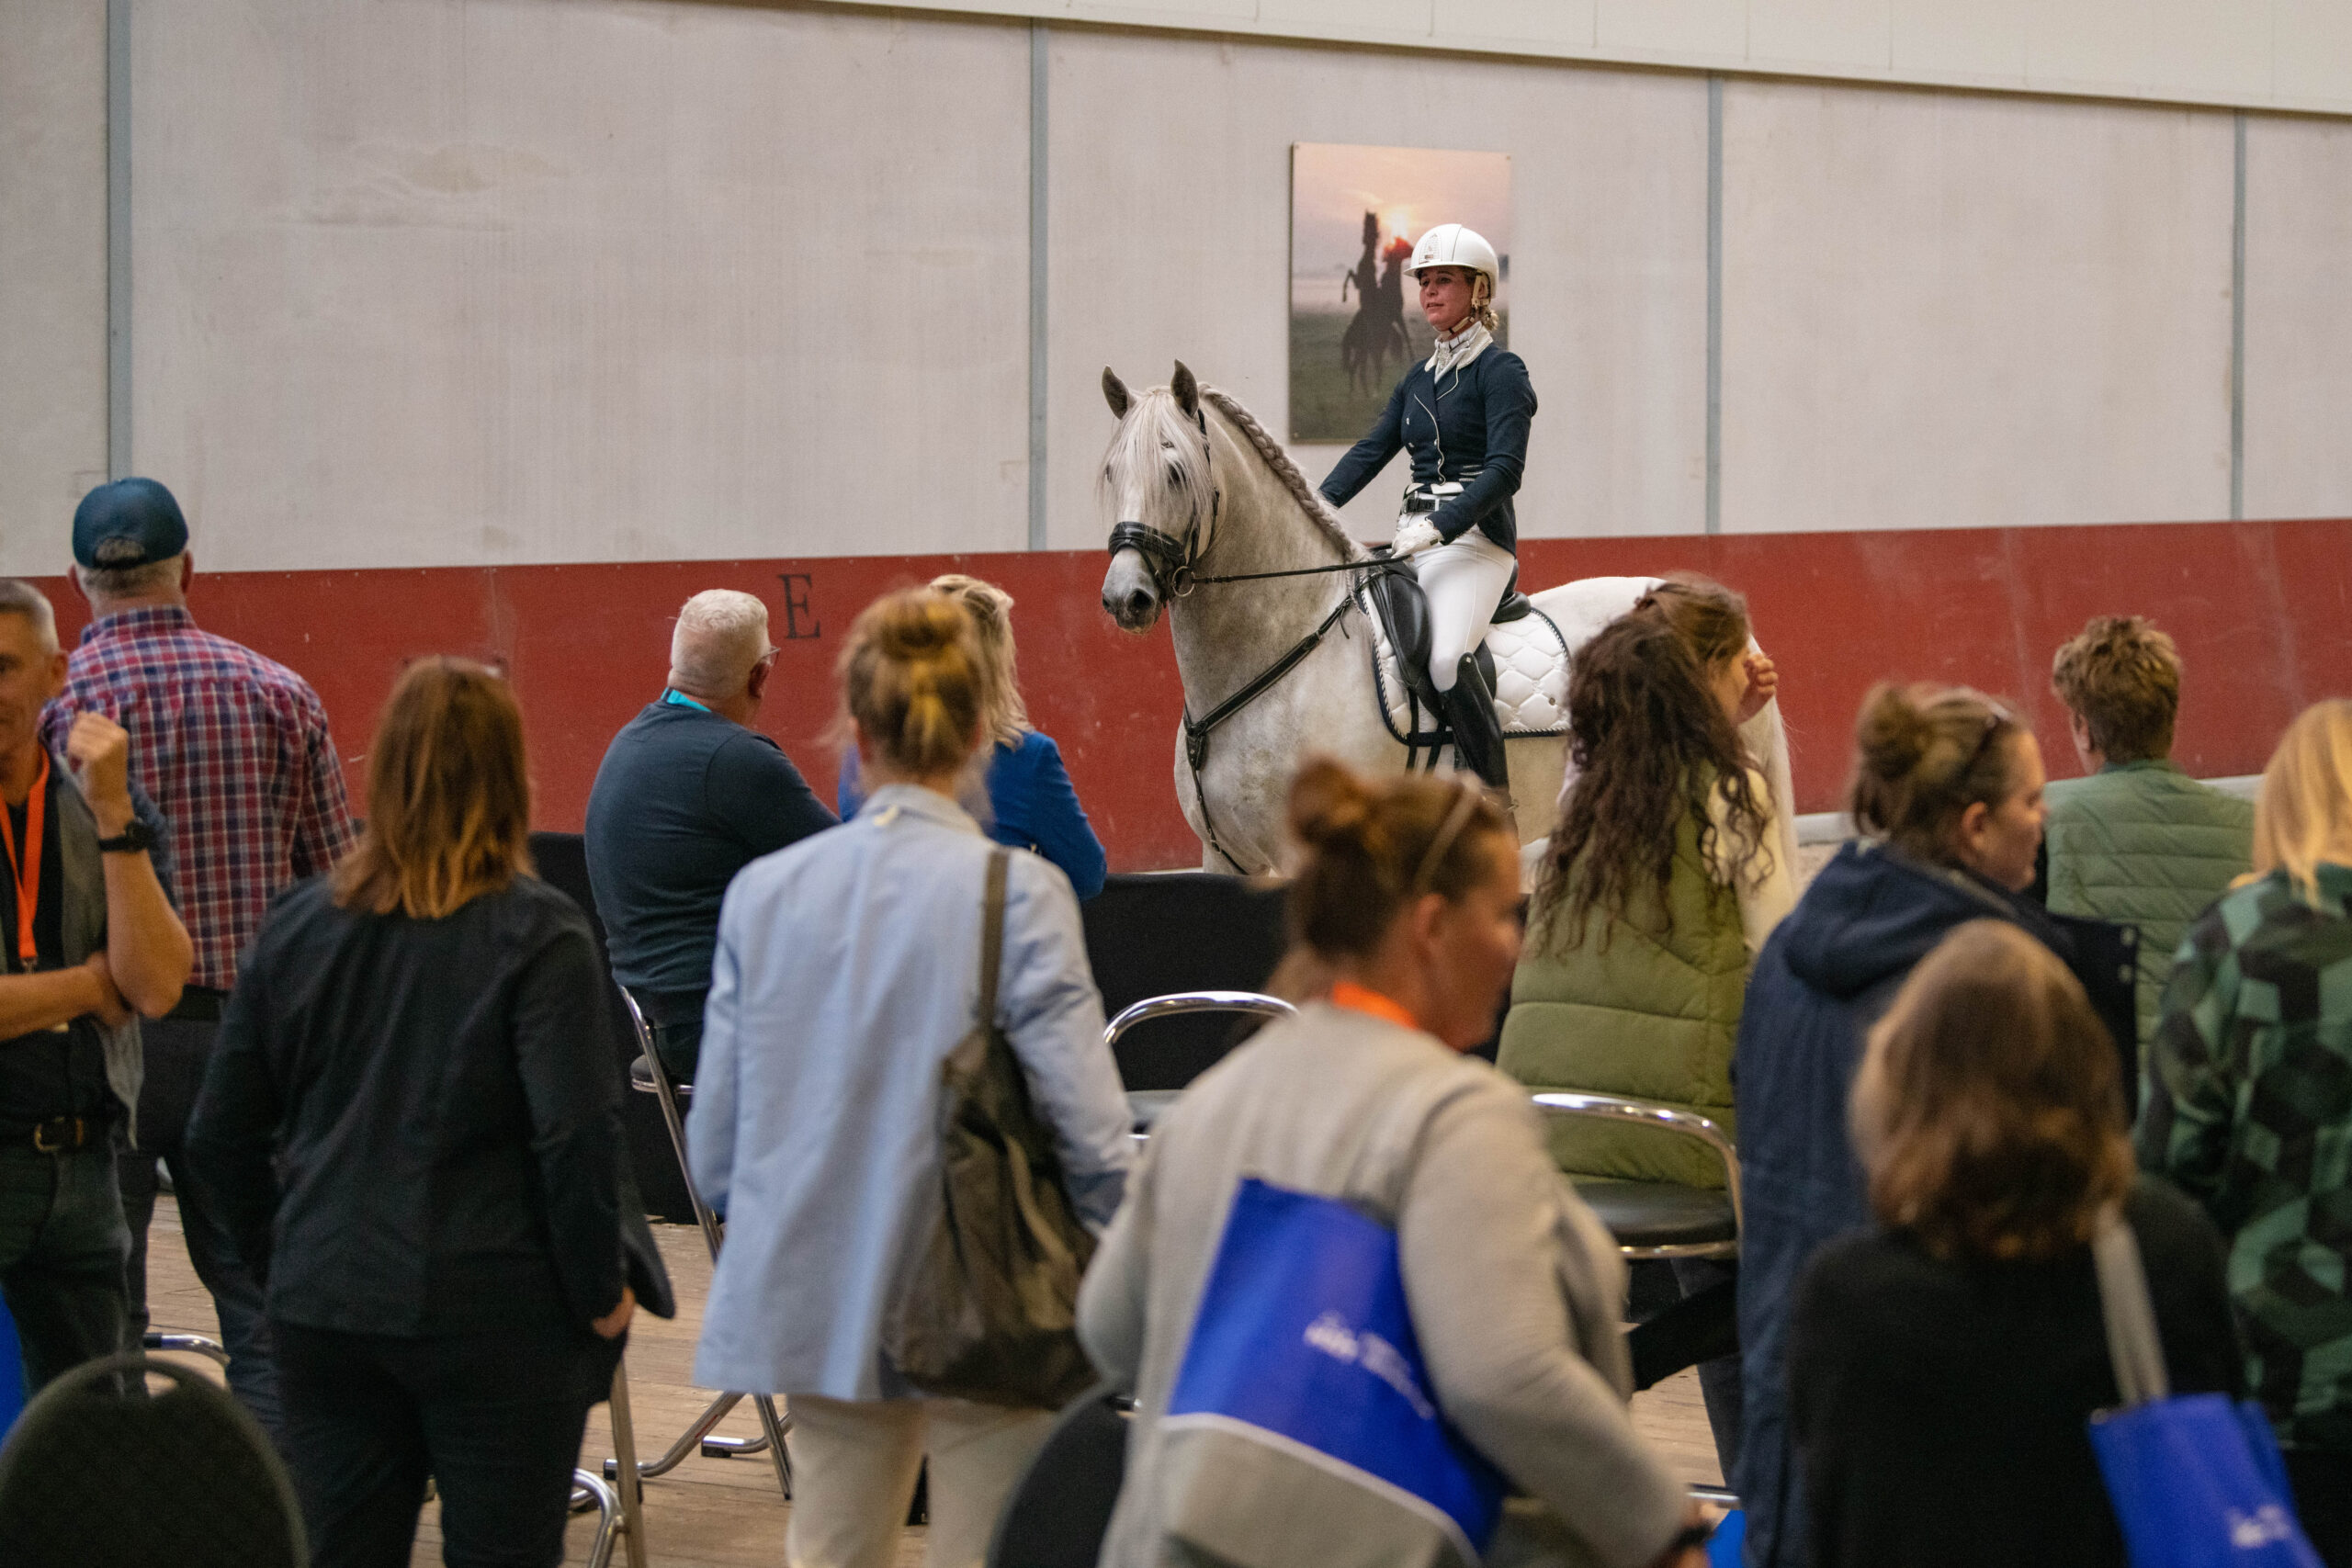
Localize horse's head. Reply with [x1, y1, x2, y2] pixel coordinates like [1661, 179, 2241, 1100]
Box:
[1099, 361, 1216, 632]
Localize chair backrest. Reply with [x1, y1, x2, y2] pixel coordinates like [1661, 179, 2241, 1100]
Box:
[985, 1389, 1131, 1568]
[1081, 874, 1288, 1089]
[529, 829, 695, 1223]
[0, 1354, 306, 1567]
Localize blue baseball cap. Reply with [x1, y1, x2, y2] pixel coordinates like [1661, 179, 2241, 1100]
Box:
[73, 478, 189, 570]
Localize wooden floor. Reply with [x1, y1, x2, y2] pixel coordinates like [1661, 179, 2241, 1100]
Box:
[147, 1197, 1722, 1567]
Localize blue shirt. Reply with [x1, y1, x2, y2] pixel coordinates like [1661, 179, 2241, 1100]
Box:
[687, 784, 1134, 1400]
[838, 729, 1107, 901]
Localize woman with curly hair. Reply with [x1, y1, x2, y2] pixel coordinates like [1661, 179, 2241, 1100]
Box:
[1499, 577, 1793, 1476]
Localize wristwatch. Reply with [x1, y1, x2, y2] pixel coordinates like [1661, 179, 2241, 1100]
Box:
[95, 818, 155, 855]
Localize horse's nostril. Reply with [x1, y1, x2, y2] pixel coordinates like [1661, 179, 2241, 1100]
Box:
[1126, 591, 1153, 617]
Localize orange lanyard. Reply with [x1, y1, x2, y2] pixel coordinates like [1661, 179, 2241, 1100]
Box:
[1329, 980, 1420, 1032]
[0, 752, 48, 970]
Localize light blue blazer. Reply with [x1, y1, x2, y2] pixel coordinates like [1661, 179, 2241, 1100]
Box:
[688, 783, 1133, 1400]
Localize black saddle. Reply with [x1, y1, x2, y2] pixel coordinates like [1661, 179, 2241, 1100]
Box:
[1364, 553, 1532, 719]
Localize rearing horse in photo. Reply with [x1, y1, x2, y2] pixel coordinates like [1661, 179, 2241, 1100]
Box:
[1097, 362, 1796, 877]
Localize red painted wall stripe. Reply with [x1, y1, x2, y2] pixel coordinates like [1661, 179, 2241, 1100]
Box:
[33, 517, 2350, 872]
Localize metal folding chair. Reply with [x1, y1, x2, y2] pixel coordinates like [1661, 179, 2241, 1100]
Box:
[1102, 990, 1296, 1139]
[607, 984, 792, 1497]
[571, 1359, 649, 1568]
[1530, 1091, 1743, 1261]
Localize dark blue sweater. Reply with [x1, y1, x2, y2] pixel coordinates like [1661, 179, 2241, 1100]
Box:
[583, 701, 834, 998]
[837, 729, 1106, 901]
[1317, 346, 1536, 551]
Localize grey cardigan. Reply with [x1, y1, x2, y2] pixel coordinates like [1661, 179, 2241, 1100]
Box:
[1078, 1001, 1687, 1568]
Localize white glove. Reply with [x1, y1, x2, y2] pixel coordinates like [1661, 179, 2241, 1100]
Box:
[1392, 517, 1444, 557]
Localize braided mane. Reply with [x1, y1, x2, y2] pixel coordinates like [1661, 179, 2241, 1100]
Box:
[1202, 387, 1367, 562]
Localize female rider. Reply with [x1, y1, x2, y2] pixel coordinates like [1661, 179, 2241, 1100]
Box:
[1319, 223, 1537, 793]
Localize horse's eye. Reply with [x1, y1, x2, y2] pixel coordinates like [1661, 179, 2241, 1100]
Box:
[1166, 463, 1183, 483]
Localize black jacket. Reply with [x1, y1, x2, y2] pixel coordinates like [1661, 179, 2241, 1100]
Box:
[1318, 347, 1536, 551]
[188, 874, 636, 1338]
[1733, 840, 2138, 1567]
[1791, 1177, 2243, 1568]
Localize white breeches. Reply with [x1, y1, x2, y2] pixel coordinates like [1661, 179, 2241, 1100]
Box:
[1415, 528, 1517, 693]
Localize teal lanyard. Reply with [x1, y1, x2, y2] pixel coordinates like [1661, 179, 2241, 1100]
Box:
[661, 689, 711, 714]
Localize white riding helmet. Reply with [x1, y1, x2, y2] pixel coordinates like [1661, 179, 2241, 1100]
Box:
[1405, 224, 1499, 290]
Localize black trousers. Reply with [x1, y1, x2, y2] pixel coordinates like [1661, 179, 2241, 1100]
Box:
[119, 1013, 281, 1441]
[2289, 1449, 2352, 1568]
[275, 1320, 605, 1568]
[0, 1143, 129, 1394]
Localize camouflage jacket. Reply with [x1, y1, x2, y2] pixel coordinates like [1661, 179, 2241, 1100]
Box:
[2137, 864, 2352, 1452]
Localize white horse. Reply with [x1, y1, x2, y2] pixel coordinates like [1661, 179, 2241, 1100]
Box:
[1097, 363, 1796, 876]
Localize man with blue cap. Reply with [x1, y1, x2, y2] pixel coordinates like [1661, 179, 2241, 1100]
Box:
[44, 478, 357, 1446]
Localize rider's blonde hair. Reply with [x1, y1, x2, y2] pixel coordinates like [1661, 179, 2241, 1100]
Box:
[1469, 272, 1499, 334]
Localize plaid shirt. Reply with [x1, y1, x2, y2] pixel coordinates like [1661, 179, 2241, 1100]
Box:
[42, 605, 357, 990]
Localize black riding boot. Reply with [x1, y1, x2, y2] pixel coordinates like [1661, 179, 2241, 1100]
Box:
[1442, 655, 1510, 793]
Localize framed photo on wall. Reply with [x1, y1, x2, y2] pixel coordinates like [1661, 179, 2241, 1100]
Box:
[1289, 143, 1511, 444]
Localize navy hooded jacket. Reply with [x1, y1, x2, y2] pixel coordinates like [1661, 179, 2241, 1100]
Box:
[1732, 840, 2136, 1568]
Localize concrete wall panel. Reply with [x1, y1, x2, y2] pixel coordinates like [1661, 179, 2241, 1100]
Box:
[830, 0, 2352, 116]
[0, 0, 108, 570]
[1044, 29, 1707, 550]
[129, 0, 1030, 571]
[2242, 115, 2352, 522]
[1718, 82, 2234, 534]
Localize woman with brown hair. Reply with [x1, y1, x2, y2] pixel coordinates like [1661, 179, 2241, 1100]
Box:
[188, 658, 655, 1568]
[1731, 682, 2138, 1568]
[690, 589, 1132, 1568]
[836, 572, 1106, 898]
[1501, 581, 1794, 1477]
[1080, 757, 1709, 1568]
[1788, 919, 2240, 1566]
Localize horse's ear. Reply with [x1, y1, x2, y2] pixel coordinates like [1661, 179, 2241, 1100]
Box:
[1171, 361, 1200, 419]
[1102, 367, 1131, 419]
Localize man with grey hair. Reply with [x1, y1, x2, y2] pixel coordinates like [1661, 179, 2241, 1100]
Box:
[0, 576, 193, 1393]
[47, 477, 356, 1445]
[586, 590, 832, 1079]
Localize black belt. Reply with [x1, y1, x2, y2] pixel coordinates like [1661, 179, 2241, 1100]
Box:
[29, 1116, 102, 1154]
[164, 987, 228, 1023]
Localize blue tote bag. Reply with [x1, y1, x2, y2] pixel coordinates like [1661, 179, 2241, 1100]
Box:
[2087, 1211, 2322, 1568]
[1157, 1178, 1506, 1568]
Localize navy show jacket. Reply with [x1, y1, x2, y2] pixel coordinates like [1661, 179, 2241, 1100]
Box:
[1317, 346, 1537, 551]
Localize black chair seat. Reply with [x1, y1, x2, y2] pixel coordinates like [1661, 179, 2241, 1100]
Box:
[987, 1390, 1130, 1568]
[628, 1055, 688, 1100]
[1571, 1179, 1736, 1250]
[1125, 1089, 1181, 1134]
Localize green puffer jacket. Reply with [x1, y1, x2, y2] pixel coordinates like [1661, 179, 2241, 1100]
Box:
[2044, 760, 2254, 1050]
[1498, 807, 1747, 1190]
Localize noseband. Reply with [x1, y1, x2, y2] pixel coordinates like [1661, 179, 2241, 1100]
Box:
[1104, 406, 1219, 599]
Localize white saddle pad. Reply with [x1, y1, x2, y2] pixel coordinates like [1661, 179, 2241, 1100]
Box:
[1356, 582, 1571, 740]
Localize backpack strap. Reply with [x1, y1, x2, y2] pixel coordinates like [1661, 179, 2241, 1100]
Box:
[2092, 1204, 2171, 1407]
[978, 849, 1010, 1026]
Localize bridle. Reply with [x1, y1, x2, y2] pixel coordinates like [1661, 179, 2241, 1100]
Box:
[1104, 405, 1221, 601]
[1102, 400, 1374, 874]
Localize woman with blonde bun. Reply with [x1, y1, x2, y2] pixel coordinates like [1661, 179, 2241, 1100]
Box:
[1730, 682, 2136, 1568]
[1080, 757, 1710, 1568]
[687, 588, 1134, 1568]
[838, 573, 1106, 899]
